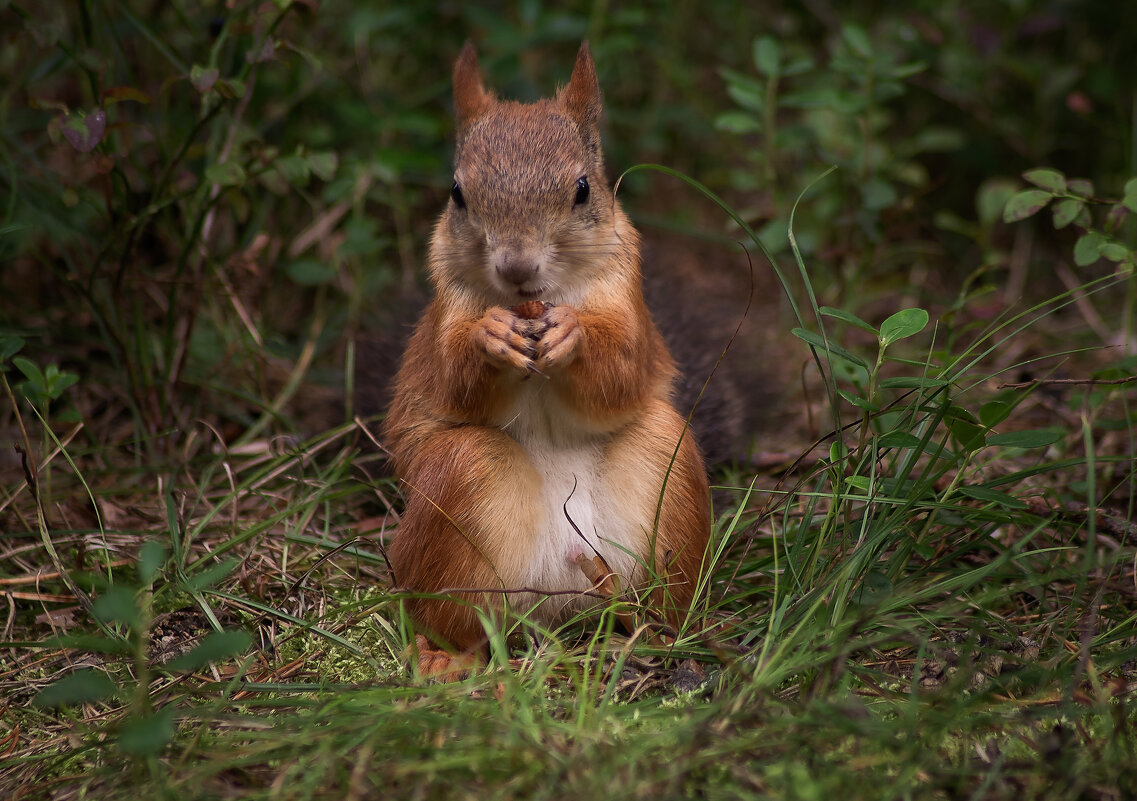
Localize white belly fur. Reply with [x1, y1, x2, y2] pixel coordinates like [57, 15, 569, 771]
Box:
[503, 386, 647, 623]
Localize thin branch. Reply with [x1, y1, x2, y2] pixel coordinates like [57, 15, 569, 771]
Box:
[998, 375, 1137, 390]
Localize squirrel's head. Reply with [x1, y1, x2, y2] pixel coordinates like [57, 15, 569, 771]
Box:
[432, 42, 633, 306]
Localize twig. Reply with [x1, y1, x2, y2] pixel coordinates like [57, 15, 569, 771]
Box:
[0, 560, 133, 586]
[998, 375, 1136, 390]
[0, 423, 84, 515]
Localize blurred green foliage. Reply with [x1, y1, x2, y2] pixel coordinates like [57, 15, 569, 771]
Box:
[0, 0, 1133, 449]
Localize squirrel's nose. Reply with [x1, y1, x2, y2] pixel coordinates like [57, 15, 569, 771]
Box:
[496, 254, 539, 286]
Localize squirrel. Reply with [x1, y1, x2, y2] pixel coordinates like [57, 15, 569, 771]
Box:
[381, 42, 712, 670]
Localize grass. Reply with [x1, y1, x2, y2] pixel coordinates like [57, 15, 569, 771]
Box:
[2, 2, 1137, 799]
[2, 253, 1134, 798]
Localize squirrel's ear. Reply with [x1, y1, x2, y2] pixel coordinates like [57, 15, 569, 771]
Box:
[453, 41, 493, 127]
[559, 41, 602, 129]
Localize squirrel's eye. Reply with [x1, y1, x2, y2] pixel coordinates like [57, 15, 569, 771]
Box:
[573, 176, 590, 206]
[451, 181, 466, 209]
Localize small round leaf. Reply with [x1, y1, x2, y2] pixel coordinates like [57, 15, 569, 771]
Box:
[1051, 198, 1084, 230]
[61, 110, 106, 153]
[879, 308, 929, 346]
[1003, 189, 1052, 223]
[190, 65, 219, 92]
[1022, 168, 1066, 193]
[1073, 231, 1105, 266]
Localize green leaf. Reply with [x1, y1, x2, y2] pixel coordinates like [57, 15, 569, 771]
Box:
[138, 540, 167, 586]
[950, 419, 986, 453]
[205, 161, 246, 188]
[889, 61, 926, 79]
[753, 36, 781, 77]
[181, 557, 241, 592]
[1123, 177, 1137, 213]
[0, 335, 25, 363]
[979, 400, 1013, 428]
[94, 585, 140, 629]
[791, 328, 868, 368]
[44, 368, 78, 398]
[1100, 242, 1131, 262]
[1103, 203, 1128, 233]
[780, 88, 842, 109]
[988, 428, 1064, 448]
[1052, 198, 1084, 229]
[820, 306, 877, 334]
[841, 24, 872, 59]
[879, 308, 929, 346]
[714, 111, 761, 134]
[977, 178, 1019, 228]
[726, 82, 763, 112]
[838, 389, 877, 411]
[61, 110, 106, 153]
[854, 570, 892, 605]
[1073, 231, 1105, 266]
[190, 64, 219, 93]
[877, 432, 922, 449]
[12, 356, 45, 389]
[276, 153, 310, 186]
[957, 485, 1028, 509]
[116, 707, 176, 756]
[943, 403, 979, 424]
[782, 57, 813, 77]
[308, 151, 338, 182]
[1003, 189, 1052, 222]
[1066, 178, 1094, 198]
[165, 629, 252, 672]
[1022, 168, 1066, 193]
[34, 669, 118, 707]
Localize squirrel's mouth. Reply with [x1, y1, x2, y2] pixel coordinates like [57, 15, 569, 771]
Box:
[516, 287, 544, 299]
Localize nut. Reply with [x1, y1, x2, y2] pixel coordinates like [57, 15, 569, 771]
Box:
[511, 300, 552, 320]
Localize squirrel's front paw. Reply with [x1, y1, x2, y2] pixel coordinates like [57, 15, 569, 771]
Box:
[534, 305, 581, 371]
[473, 307, 538, 375]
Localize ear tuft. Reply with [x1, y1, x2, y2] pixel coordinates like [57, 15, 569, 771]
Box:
[558, 41, 602, 128]
[453, 41, 493, 128]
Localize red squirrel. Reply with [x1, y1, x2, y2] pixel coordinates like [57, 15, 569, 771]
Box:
[382, 42, 711, 669]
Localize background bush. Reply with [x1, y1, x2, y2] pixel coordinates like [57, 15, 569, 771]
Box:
[4, 0, 1134, 449]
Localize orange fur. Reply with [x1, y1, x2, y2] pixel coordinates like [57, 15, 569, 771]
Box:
[382, 42, 711, 661]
